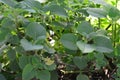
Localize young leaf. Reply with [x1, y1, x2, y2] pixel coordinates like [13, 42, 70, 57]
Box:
[60, 33, 78, 50]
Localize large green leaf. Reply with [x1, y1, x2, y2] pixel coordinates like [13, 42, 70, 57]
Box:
[87, 8, 107, 18]
[76, 41, 95, 53]
[20, 39, 43, 51]
[60, 33, 78, 50]
[73, 56, 88, 69]
[77, 21, 94, 35]
[0, 0, 17, 8]
[44, 4, 67, 17]
[93, 35, 113, 53]
[1, 18, 16, 31]
[0, 74, 6, 80]
[77, 74, 89, 80]
[23, 0, 42, 11]
[108, 6, 120, 21]
[22, 64, 35, 80]
[26, 22, 46, 40]
[36, 70, 50, 80]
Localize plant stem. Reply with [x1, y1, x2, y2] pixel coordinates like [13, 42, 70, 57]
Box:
[98, 18, 101, 28]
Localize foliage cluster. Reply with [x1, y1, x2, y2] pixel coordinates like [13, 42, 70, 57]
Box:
[0, 0, 120, 80]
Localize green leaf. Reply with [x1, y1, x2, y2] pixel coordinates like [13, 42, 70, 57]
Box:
[9, 60, 20, 72]
[19, 55, 29, 69]
[20, 39, 43, 51]
[89, 0, 106, 5]
[93, 35, 113, 53]
[36, 70, 50, 80]
[31, 56, 40, 65]
[44, 44, 55, 54]
[108, 6, 120, 21]
[77, 74, 89, 80]
[26, 22, 46, 40]
[51, 71, 58, 80]
[95, 53, 104, 60]
[44, 63, 56, 71]
[44, 4, 67, 17]
[1, 18, 16, 31]
[117, 65, 120, 76]
[7, 49, 16, 61]
[77, 21, 94, 35]
[0, 28, 10, 43]
[8, 35, 20, 45]
[0, 0, 17, 8]
[95, 53, 107, 67]
[87, 8, 107, 18]
[73, 57, 88, 69]
[116, 45, 120, 55]
[60, 33, 78, 50]
[77, 41, 95, 53]
[23, 0, 42, 12]
[0, 74, 6, 80]
[115, 78, 120, 80]
[22, 64, 35, 80]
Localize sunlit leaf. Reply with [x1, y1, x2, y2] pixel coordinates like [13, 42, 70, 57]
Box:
[20, 39, 43, 51]
[77, 41, 95, 53]
[87, 8, 107, 18]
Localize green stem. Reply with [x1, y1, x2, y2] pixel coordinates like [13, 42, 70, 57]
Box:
[112, 22, 117, 47]
[115, 0, 118, 7]
[98, 18, 101, 28]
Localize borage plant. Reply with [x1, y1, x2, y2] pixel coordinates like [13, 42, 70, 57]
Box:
[0, 0, 120, 80]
